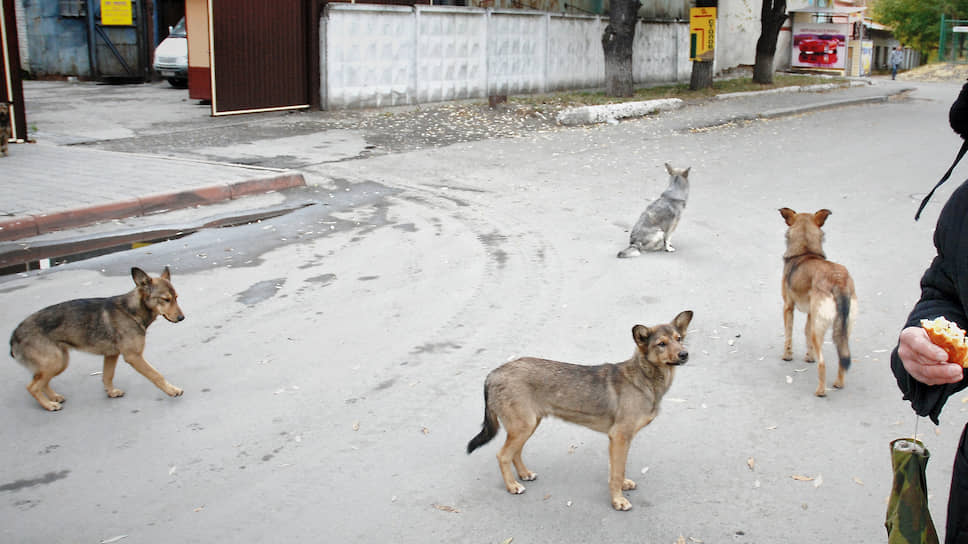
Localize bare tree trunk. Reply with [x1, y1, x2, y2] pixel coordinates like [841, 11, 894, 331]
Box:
[602, 0, 640, 97]
[752, 0, 788, 84]
[690, 60, 713, 90]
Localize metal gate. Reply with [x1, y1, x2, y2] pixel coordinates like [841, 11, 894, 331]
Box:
[1, 0, 26, 143]
[208, 0, 311, 115]
[85, 0, 152, 82]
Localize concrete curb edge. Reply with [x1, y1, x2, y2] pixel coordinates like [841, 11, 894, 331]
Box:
[0, 171, 306, 242]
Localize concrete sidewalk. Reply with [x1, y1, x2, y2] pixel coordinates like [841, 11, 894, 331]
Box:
[0, 77, 912, 243]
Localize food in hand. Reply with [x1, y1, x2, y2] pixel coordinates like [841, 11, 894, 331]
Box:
[921, 317, 968, 367]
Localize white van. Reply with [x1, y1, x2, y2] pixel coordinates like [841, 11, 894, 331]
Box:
[153, 17, 188, 88]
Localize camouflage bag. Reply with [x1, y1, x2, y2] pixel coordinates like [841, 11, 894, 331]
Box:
[886, 438, 940, 544]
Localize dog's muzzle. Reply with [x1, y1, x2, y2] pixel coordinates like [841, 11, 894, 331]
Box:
[669, 350, 689, 366]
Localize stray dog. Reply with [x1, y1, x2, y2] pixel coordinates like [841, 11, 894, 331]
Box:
[0, 103, 10, 157]
[617, 163, 691, 257]
[9, 267, 185, 411]
[779, 208, 857, 397]
[467, 310, 693, 511]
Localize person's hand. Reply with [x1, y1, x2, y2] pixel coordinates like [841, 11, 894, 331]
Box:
[897, 326, 965, 385]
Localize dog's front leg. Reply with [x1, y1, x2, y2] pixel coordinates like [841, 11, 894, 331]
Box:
[122, 352, 183, 397]
[102, 354, 125, 398]
[607, 429, 634, 511]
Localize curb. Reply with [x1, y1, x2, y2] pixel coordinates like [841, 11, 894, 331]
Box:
[556, 98, 684, 126]
[0, 171, 306, 242]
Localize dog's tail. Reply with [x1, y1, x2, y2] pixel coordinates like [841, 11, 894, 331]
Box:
[832, 290, 853, 372]
[466, 383, 499, 454]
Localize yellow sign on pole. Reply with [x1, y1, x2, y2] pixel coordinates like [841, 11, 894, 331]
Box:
[101, 0, 133, 26]
[689, 7, 717, 62]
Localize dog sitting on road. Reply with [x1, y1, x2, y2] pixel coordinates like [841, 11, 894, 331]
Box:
[617, 163, 691, 257]
[779, 208, 857, 397]
[467, 311, 693, 511]
[0, 103, 10, 157]
[9, 267, 186, 411]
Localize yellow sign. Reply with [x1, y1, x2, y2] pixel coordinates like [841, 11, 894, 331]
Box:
[690, 7, 717, 62]
[101, 0, 133, 26]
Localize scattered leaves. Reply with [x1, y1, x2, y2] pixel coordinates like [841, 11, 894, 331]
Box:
[501, 539, 513, 544]
[747, 457, 755, 471]
[792, 474, 814, 482]
[193, 505, 205, 512]
[543, 493, 552, 500]
[433, 504, 460, 513]
[421, 427, 430, 435]
[853, 477, 865, 486]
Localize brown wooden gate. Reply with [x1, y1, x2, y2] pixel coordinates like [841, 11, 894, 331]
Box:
[209, 0, 311, 115]
[1, 0, 27, 143]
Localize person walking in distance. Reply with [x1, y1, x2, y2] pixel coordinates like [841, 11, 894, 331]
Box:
[890, 45, 904, 80]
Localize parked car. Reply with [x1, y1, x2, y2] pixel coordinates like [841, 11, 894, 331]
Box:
[799, 34, 840, 56]
[153, 17, 188, 88]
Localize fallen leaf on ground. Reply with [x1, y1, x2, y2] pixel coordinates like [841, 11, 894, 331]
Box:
[853, 477, 864, 486]
[433, 504, 460, 513]
[747, 457, 755, 470]
[501, 539, 513, 544]
[543, 493, 552, 500]
[792, 474, 814, 481]
[421, 427, 430, 435]
[193, 505, 205, 512]
[352, 421, 360, 431]
[100, 536, 127, 544]
[676, 536, 686, 544]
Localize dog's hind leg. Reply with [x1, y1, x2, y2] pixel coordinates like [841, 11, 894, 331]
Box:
[806, 314, 829, 397]
[782, 294, 795, 361]
[102, 354, 125, 398]
[497, 416, 539, 494]
[25, 346, 69, 411]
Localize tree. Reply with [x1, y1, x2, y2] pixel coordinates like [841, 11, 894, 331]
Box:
[753, 1, 788, 84]
[872, 0, 968, 58]
[602, 0, 641, 97]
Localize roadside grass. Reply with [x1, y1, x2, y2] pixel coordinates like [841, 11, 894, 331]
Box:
[512, 74, 846, 110]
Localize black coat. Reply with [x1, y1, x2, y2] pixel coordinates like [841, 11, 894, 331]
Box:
[891, 178, 968, 424]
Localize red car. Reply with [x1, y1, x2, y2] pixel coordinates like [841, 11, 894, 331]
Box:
[799, 34, 840, 56]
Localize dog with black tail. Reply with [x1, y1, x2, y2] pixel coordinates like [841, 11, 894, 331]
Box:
[779, 208, 857, 397]
[617, 163, 691, 257]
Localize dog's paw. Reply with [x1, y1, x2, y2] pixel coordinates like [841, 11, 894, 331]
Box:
[106, 388, 125, 398]
[781, 352, 793, 361]
[664, 245, 676, 253]
[815, 387, 827, 397]
[166, 385, 184, 397]
[612, 496, 632, 511]
[622, 478, 637, 491]
[506, 481, 526, 495]
[44, 401, 63, 412]
[49, 393, 65, 403]
[519, 471, 538, 482]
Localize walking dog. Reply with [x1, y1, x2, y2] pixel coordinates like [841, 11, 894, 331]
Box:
[9, 267, 185, 411]
[467, 311, 693, 511]
[617, 163, 691, 257]
[779, 208, 857, 397]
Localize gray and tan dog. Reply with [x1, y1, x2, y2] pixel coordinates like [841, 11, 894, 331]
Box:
[467, 311, 693, 511]
[779, 208, 857, 397]
[9, 267, 186, 411]
[617, 163, 691, 257]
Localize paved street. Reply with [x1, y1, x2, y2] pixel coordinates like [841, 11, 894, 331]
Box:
[1, 77, 966, 543]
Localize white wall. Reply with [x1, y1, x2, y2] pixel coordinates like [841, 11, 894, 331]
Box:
[323, 4, 692, 110]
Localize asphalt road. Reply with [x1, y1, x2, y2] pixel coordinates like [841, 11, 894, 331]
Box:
[1, 79, 966, 543]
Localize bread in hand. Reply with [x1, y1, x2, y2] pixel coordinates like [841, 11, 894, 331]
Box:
[921, 316, 968, 367]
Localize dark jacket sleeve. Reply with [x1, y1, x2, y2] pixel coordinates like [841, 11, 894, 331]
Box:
[892, 179, 968, 424]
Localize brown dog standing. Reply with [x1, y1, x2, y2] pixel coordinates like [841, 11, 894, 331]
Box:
[779, 208, 857, 397]
[467, 311, 693, 511]
[9, 267, 185, 411]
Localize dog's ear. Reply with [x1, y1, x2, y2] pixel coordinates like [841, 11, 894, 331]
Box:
[632, 325, 651, 348]
[161, 266, 172, 281]
[672, 311, 693, 336]
[664, 162, 673, 174]
[131, 267, 151, 288]
[681, 167, 690, 177]
[779, 207, 797, 226]
[813, 209, 832, 226]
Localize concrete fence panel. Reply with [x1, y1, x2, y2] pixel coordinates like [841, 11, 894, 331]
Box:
[324, 4, 416, 109]
[487, 10, 547, 96]
[416, 7, 488, 103]
[547, 15, 605, 91]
